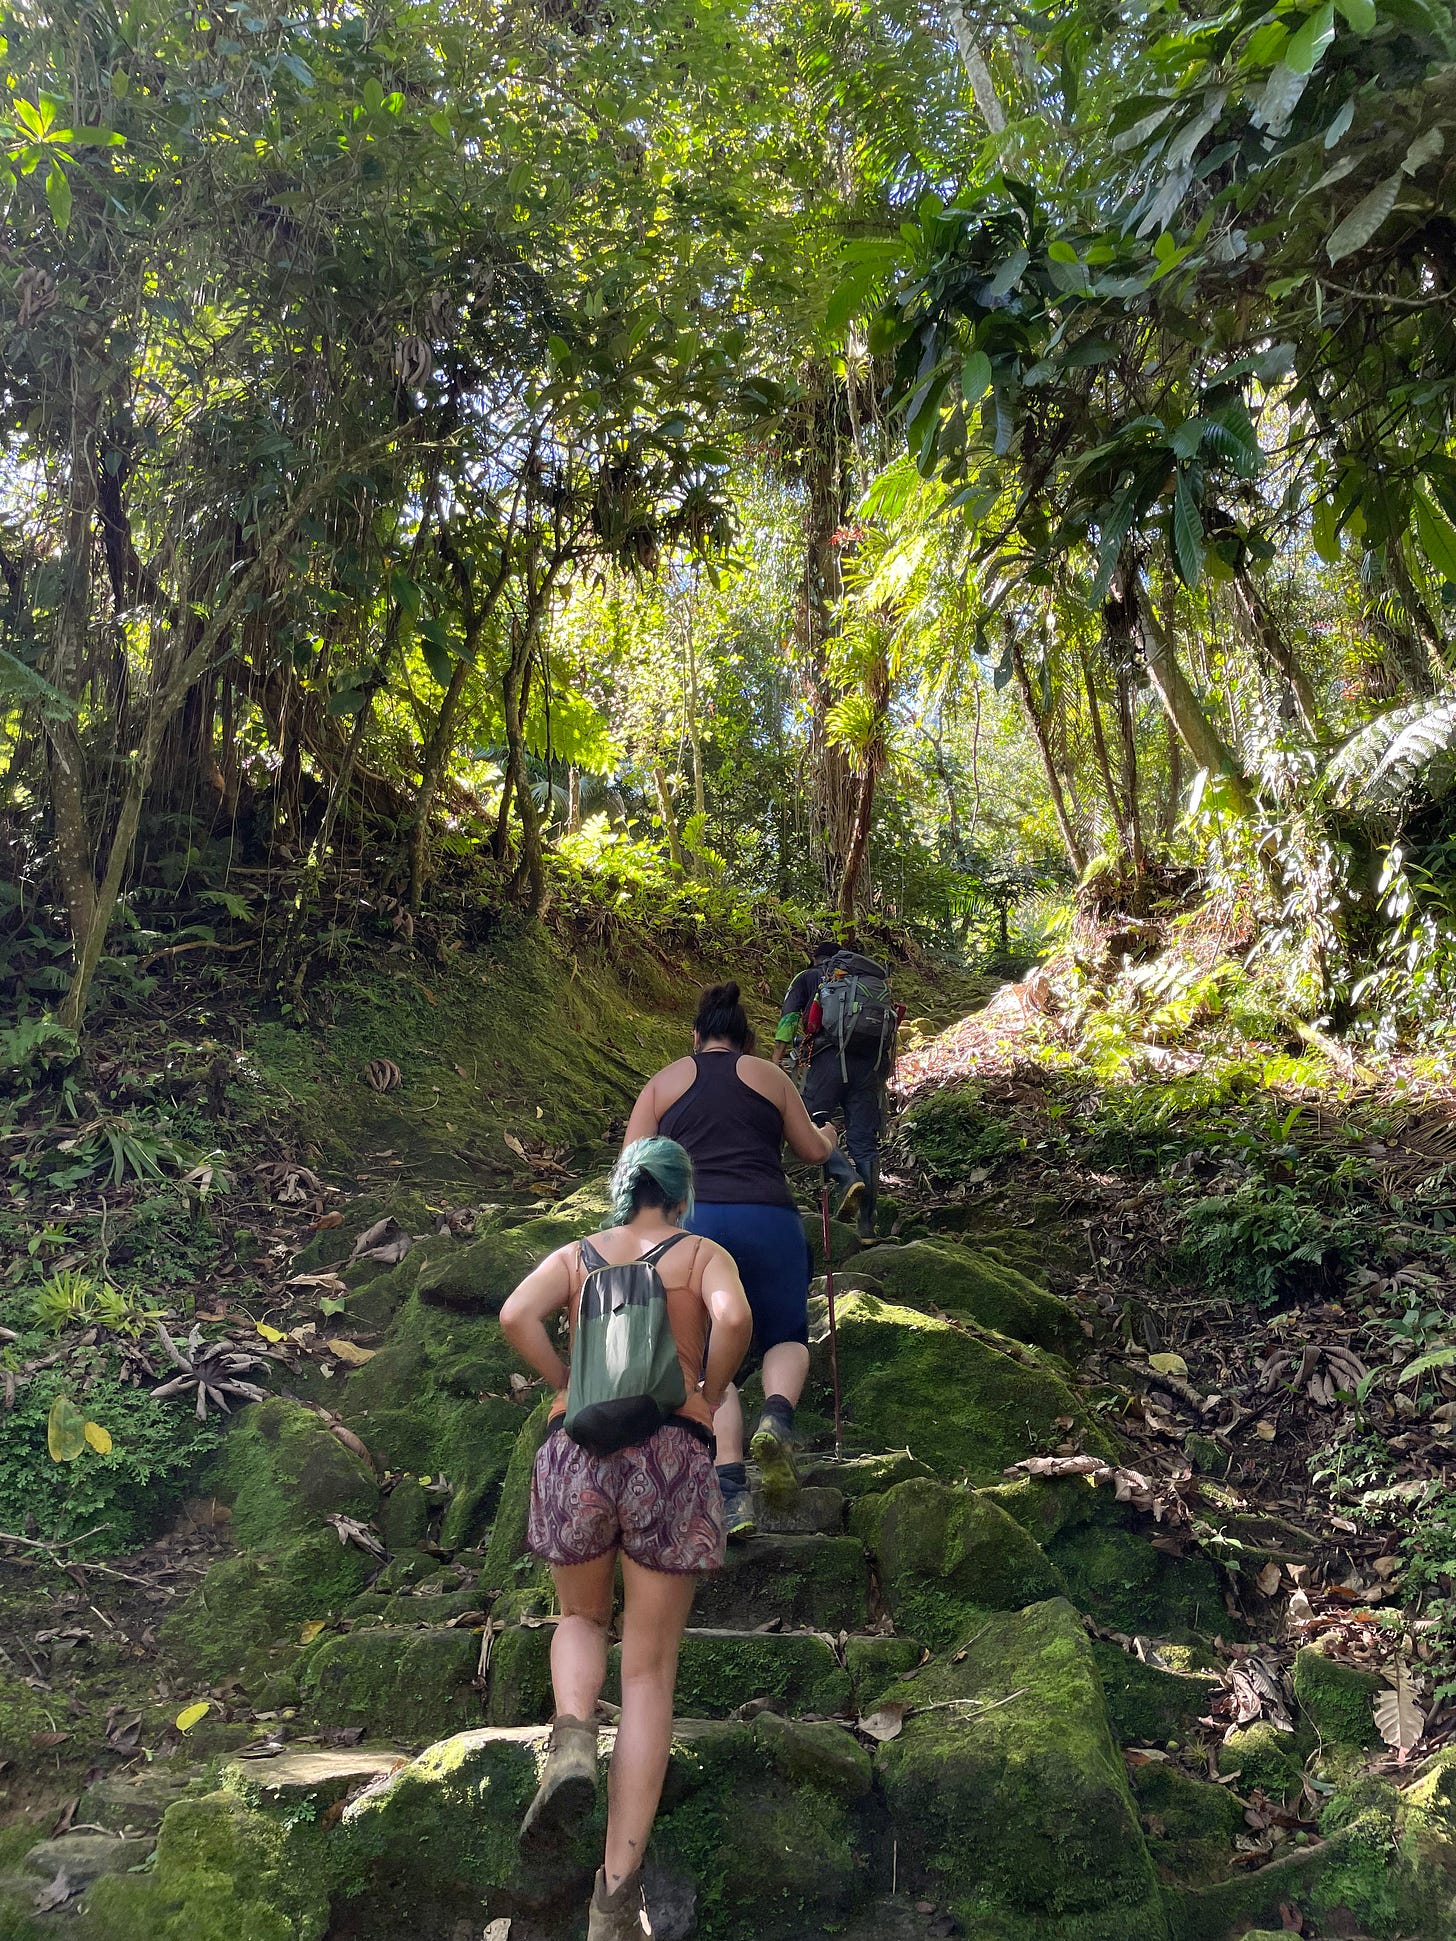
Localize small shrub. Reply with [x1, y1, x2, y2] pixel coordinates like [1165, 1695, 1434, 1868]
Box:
[1178, 1180, 1355, 1305]
[899, 1085, 1018, 1182]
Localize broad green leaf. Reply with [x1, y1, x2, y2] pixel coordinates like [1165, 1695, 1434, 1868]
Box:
[1327, 172, 1401, 262]
[1413, 491, 1456, 582]
[327, 689, 365, 716]
[961, 351, 992, 404]
[421, 634, 455, 688]
[984, 248, 1029, 299]
[47, 1395, 86, 1462]
[1333, 0, 1376, 30]
[1173, 473, 1205, 587]
[1286, 3, 1336, 73]
[1312, 499, 1342, 563]
[1402, 128, 1445, 175]
[1398, 1343, 1456, 1382]
[362, 77, 384, 113]
[44, 160, 71, 233]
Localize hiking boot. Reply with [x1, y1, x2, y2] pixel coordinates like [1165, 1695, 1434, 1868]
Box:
[587, 1866, 652, 1940]
[749, 1400, 800, 1506]
[719, 1472, 756, 1542]
[855, 1201, 876, 1240]
[834, 1177, 865, 1225]
[518, 1714, 597, 1845]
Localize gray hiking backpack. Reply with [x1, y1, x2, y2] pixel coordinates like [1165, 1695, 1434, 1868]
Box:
[563, 1233, 688, 1456]
[816, 949, 897, 1078]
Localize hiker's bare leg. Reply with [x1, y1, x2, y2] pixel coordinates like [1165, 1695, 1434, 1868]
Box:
[762, 1341, 809, 1410]
[713, 1381, 744, 1463]
[605, 1556, 697, 1890]
[550, 1552, 616, 1719]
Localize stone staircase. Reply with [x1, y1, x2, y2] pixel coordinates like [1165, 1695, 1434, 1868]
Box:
[6, 1214, 1438, 1940]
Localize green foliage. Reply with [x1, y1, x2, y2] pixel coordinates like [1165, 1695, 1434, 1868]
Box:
[32, 1270, 161, 1336]
[898, 1085, 1018, 1180]
[0, 1368, 224, 1551]
[1178, 1181, 1356, 1306]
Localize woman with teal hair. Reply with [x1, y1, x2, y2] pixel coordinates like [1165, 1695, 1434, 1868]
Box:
[500, 1136, 752, 1941]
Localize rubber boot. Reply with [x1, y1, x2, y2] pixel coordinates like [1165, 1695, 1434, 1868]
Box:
[749, 1395, 800, 1507]
[823, 1147, 862, 1223]
[716, 1462, 755, 1541]
[518, 1713, 597, 1845]
[587, 1866, 652, 1939]
[854, 1156, 880, 1240]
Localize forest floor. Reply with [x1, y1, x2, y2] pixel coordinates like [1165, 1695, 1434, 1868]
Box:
[1, 899, 1454, 1939]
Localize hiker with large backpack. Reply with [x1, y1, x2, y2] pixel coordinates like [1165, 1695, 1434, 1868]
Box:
[622, 981, 841, 1537]
[499, 1137, 752, 1941]
[773, 938, 900, 1239]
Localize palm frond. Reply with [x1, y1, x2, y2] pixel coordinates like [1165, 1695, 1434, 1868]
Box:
[1322, 693, 1456, 813]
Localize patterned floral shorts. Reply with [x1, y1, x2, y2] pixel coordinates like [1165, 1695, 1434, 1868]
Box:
[527, 1421, 726, 1575]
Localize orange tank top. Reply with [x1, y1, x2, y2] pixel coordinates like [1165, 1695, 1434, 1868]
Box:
[546, 1231, 713, 1435]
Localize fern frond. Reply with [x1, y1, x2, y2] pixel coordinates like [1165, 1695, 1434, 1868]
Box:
[1322, 693, 1456, 812]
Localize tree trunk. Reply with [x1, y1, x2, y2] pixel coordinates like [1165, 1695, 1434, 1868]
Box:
[837, 761, 877, 921]
[566, 767, 581, 832]
[1162, 710, 1183, 837]
[944, 0, 1007, 131]
[1232, 570, 1324, 735]
[1078, 645, 1125, 854]
[1011, 639, 1088, 873]
[46, 394, 100, 955]
[800, 370, 857, 900]
[409, 652, 472, 909]
[653, 766, 686, 876]
[1384, 544, 1451, 686]
[1133, 582, 1257, 820]
[1114, 667, 1145, 875]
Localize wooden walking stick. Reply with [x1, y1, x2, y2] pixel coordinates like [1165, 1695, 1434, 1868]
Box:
[820, 1184, 843, 1459]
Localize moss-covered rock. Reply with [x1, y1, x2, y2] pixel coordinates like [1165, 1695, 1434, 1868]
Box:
[78, 1791, 328, 1941]
[480, 1398, 552, 1592]
[1090, 1640, 1219, 1747]
[164, 1534, 374, 1684]
[988, 1473, 1230, 1641]
[217, 1397, 378, 1544]
[378, 1476, 430, 1552]
[483, 1623, 555, 1727]
[846, 1635, 925, 1706]
[1217, 1721, 1304, 1799]
[855, 1240, 1082, 1355]
[817, 1290, 1115, 1484]
[612, 1628, 852, 1720]
[801, 1451, 934, 1498]
[0, 1672, 53, 1769]
[415, 1229, 539, 1316]
[876, 1597, 1167, 1941]
[1292, 1643, 1382, 1755]
[692, 1534, 870, 1632]
[301, 1627, 480, 1741]
[852, 1478, 1066, 1651]
[1131, 1762, 1244, 1885]
[337, 1291, 526, 1551]
[805, 1213, 862, 1270]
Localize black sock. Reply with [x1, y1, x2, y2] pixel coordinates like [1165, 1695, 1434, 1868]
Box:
[762, 1394, 795, 1430]
[716, 1461, 747, 1489]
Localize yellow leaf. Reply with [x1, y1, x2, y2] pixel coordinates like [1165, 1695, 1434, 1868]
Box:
[175, 1701, 211, 1732]
[46, 1396, 86, 1462]
[1254, 1419, 1277, 1441]
[326, 1338, 376, 1366]
[1148, 1352, 1189, 1380]
[83, 1421, 113, 1455]
[299, 1620, 327, 1645]
[256, 1322, 285, 1343]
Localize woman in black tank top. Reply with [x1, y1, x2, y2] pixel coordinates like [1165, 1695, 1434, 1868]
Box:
[623, 982, 837, 1535]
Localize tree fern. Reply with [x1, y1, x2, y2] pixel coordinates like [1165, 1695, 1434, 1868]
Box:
[1322, 694, 1456, 813]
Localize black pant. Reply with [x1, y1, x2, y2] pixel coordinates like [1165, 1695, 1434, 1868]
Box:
[802, 1046, 884, 1184]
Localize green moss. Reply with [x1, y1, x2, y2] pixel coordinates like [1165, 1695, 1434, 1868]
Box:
[693, 1534, 869, 1632]
[845, 1635, 925, 1706]
[1089, 1640, 1218, 1746]
[1217, 1722, 1304, 1799]
[805, 1213, 862, 1270]
[1132, 1763, 1243, 1885]
[301, 1627, 480, 1741]
[814, 1291, 1115, 1484]
[1313, 1796, 1403, 1937]
[1166, 1833, 1350, 1941]
[414, 1229, 540, 1316]
[0, 1671, 53, 1766]
[851, 1478, 1066, 1651]
[79, 1792, 328, 1941]
[876, 1597, 1166, 1940]
[987, 1474, 1230, 1641]
[163, 1533, 374, 1683]
[484, 1623, 554, 1727]
[1292, 1643, 1382, 1755]
[855, 1240, 1082, 1355]
[480, 1399, 552, 1591]
[801, 1451, 934, 1498]
[609, 1629, 852, 1720]
[210, 1398, 377, 1548]
[377, 1478, 430, 1552]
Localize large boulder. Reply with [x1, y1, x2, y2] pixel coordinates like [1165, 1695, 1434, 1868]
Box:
[816, 1290, 1115, 1482]
[301, 1628, 480, 1742]
[855, 1239, 1082, 1355]
[852, 1477, 1066, 1650]
[876, 1597, 1168, 1940]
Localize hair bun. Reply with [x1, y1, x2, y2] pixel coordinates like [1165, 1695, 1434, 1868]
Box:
[718, 981, 740, 1005]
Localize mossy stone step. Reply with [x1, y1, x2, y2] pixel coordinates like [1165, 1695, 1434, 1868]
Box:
[800, 1451, 934, 1498]
[747, 1482, 844, 1535]
[76, 1767, 198, 1835]
[485, 1622, 858, 1724]
[302, 1625, 480, 1741]
[345, 1586, 488, 1627]
[692, 1533, 870, 1631]
[23, 1830, 151, 1892]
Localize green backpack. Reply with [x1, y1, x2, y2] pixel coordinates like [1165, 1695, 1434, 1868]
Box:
[564, 1233, 689, 1455]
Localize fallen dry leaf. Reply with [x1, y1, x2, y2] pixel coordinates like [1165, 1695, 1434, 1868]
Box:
[33, 1870, 72, 1912]
[1148, 1352, 1189, 1379]
[1254, 1420, 1277, 1441]
[857, 1700, 909, 1743]
[1375, 1662, 1426, 1757]
[326, 1339, 377, 1367]
[1256, 1562, 1283, 1598]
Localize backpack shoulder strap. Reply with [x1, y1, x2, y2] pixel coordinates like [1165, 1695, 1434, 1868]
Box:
[577, 1235, 608, 1273]
[641, 1231, 689, 1268]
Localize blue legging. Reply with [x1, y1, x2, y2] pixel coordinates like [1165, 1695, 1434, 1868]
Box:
[685, 1201, 811, 1351]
